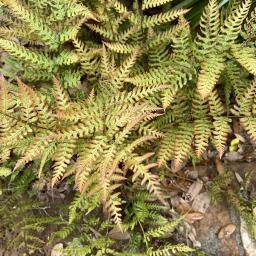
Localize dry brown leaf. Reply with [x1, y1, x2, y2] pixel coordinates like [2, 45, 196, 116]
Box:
[185, 212, 204, 224]
[218, 224, 236, 239]
[214, 156, 225, 174]
[192, 192, 210, 213]
[108, 226, 130, 241]
[187, 180, 203, 201]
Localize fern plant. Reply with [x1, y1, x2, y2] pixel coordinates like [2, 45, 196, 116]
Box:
[0, 168, 59, 255]
[1, 0, 256, 238]
[0, 0, 97, 87]
[0, 46, 167, 227]
[49, 188, 195, 256]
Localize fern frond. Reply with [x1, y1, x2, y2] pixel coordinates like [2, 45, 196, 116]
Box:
[105, 192, 123, 229]
[225, 60, 249, 98]
[1, 0, 58, 48]
[213, 117, 231, 157]
[113, 49, 139, 88]
[157, 127, 176, 167]
[105, 42, 138, 54]
[126, 67, 170, 86]
[129, 162, 164, 204]
[172, 123, 193, 171]
[86, 24, 114, 40]
[17, 78, 38, 123]
[240, 117, 256, 141]
[110, 0, 128, 13]
[142, 0, 172, 10]
[146, 244, 194, 256]
[220, 0, 252, 43]
[232, 78, 256, 116]
[14, 136, 49, 170]
[142, 9, 189, 29]
[145, 217, 182, 241]
[231, 44, 256, 75]
[52, 76, 70, 112]
[51, 140, 76, 186]
[0, 39, 53, 70]
[193, 96, 211, 157]
[73, 38, 97, 74]
[195, 0, 220, 57]
[197, 54, 225, 98]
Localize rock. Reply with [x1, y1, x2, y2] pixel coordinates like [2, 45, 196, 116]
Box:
[240, 218, 256, 256]
[192, 192, 210, 213]
[187, 180, 203, 201]
[51, 243, 63, 256]
[218, 224, 236, 239]
[194, 204, 243, 255]
[225, 152, 243, 162]
[108, 226, 130, 240]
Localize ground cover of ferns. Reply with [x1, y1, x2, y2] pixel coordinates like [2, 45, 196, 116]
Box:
[0, 0, 256, 255]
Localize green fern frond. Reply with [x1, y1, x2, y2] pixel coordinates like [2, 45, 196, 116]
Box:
[231, 44, 256, 75]
[1, 0, 58, 48]
[195, 0, 220, 57]
[146, 243, 194, 256]
[220, 0, 251, 44]
[51, 140, 76, 186]
[197, 54, 225, 99]
[193, 96, 211, 157]
[142, 9, 189, 29]
[157, 127, 176, 167]
[172, 123, 193, 171]
[0, 39, 53, 70]
[145, 217, 182, 241]
[142, 0, 173, 10]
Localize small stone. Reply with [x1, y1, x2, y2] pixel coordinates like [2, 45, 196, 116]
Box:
[187, 180, 203, 201]
[225, 152, 243, 161]
[51, 243, 63, 256]
[109, 226, 130, 241]
[192, 192, 210, 213]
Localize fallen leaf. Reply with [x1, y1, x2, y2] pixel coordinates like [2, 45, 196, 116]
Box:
[192, 192, 210, 213]
[51, 243, 63, 256]
[109, 226, 130, 241]
[235, 133, 245, 143]
[187, 180, 203, 201]
[218, 224, 236, 239]
[234, 172, 243, 184]
[214, 156, 225, 174]
[185, 212, 204, 224]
